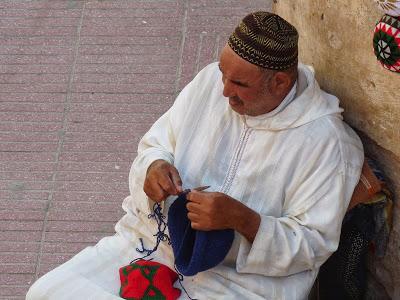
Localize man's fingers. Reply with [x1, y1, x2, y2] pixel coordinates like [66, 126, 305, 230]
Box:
[158, 173, 178, 195]
[155, 183, 169, 201]
[145, 184, 168, 202]
[187, 214, 202, 230]
[143, 160, 184, 201]
[186, 190, 204, 203]
[186, 201, 201, 213]
[190, 222, 201, 230]
[187, 212, 200, 222]
[169, 168, 183, 193]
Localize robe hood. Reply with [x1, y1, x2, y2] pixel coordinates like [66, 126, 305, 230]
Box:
[240, 63, 344, 131]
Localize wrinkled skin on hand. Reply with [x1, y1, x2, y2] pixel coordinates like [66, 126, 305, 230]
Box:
[186, 191, 236, 231]
[143, 159, 183, 202]
[186, 190, 261, 243]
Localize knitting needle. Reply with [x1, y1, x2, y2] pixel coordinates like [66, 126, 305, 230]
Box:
[179, 185, 210, 196]
[192, 185, 211, 192]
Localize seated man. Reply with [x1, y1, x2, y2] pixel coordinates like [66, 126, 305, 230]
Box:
[26, 12, 363, 300]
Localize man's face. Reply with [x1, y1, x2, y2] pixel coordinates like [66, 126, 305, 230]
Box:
[219, 45, 282, 116]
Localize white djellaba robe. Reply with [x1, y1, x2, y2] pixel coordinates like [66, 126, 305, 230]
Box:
[27, 63, 364, 300]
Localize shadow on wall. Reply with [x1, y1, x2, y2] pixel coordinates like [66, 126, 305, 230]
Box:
[274, 0, 400, 299]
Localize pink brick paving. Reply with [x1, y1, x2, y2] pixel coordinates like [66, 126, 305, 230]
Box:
[0, 1, 270, 298]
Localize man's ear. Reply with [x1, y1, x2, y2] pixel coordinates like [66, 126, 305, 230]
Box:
[272, 72, 293, 95]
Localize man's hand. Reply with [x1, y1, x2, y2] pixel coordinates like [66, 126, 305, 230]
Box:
[143, 159, 183, 202]
[186, 191, 261, 242]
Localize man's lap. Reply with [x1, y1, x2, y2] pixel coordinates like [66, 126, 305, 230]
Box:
[26, 234, 136, 300]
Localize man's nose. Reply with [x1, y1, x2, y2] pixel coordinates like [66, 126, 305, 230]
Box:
[222, 79, 235, 98]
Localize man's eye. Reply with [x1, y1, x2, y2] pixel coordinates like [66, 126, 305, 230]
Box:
[233, 81, 247, 87]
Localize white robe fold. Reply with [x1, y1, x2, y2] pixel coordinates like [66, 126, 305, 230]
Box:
[27, 63, 363, 300]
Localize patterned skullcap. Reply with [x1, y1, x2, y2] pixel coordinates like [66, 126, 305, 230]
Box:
[228, 11, 298, 70]
[375, 0, 400, 17]
[373, 14, 400, 72]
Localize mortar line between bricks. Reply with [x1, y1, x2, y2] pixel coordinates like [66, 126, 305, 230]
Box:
[213, 34, 221, 61]
[0, 121, 152, 125]
[0, 15, 177, 20]
[173, 0, 188, 95]
[0, 83, 175, 86]
[194, 32, 204, 76]
[0, 92, 172, 94]
[1, 63, 177, 66]
[1, 16, 82, 19]
[0, 130, 61, 133]
[0, 53, 177, 56]
[0, 73, 173, 75]
[1, 24, 180, 29]
[0, 189, 127, 194]
[1, 229, 117, 233]
[0, 29, 181, 36]
[1, 150, 136, 154]
[1, 25, 78, 29]
[0, 112, 162, 115]
[33, 1, 86, 281]
[0, 101, 172, 104]
[0, 44, 179, 47]
[0, 7, 178, 12]
[0, 284, 37, 287]
[0, 34, 182, 38]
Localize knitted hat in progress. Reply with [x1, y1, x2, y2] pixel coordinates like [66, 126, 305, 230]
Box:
[167, 193, 234, 276]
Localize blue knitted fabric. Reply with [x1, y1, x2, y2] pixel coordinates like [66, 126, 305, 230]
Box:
[167, 193, 234, 276]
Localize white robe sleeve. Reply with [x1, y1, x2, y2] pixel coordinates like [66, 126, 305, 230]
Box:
[127, 79, 196, 214]
[236, 140, 363, 277]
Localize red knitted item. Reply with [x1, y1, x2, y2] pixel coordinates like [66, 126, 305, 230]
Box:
[119, 259, 181, 300]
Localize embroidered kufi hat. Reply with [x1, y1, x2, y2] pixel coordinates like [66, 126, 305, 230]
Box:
[167, 193, 234, 276]
[375, 0, 400, 17]
[228, 11, 299, 70]
[373, 14, 400, 72]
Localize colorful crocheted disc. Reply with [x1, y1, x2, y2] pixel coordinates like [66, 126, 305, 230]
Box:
[375, 0, 400, 17]
[119, 259, 181, 300]
[373, 14, 400, 72]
